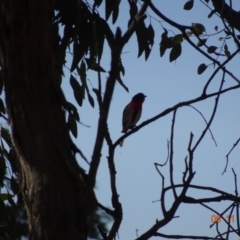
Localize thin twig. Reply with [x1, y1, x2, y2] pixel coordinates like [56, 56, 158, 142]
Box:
[98, 202, 115, 217]
[226, 202, 235, 240]
[188, 105, 217, 146]
[169, 110, 177, 199]
[222, 138, 240, 174]
[232, 168, 239, 196]
[156, 140, 170, 167]
[154, 163, 166, 216]
[192, 72, 225, 152]
[182, 156, 188, 183]
[164, 184, 238, 201]
[232, 168, 240, 236]
[203, 202, 235, 229]
[187, 132, 194, 175]
[97, 225, 107, 240]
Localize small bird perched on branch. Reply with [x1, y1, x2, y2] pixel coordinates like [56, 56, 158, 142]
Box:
[120, 93, 146, 146]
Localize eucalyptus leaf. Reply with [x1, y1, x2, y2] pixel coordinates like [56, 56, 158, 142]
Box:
[224, 50, 231, 58]
[0, 98, 5, 114]
[171, 34, 183, 45]
[68, 114, 78, 138]
[87, 93, 95, 108]
[208, 10, 215, 18]
[0, 71, 3, 95]
[197, 63, 207, 74]
[116, 74, 129, 92]
[183, 0, 194, 10]
[70, 75, 83, 107]
[70, 40, 84, 72]
[1, 127, 12, 147]
[147, 24, 155, 47]
[192, 23, 206, 35]
[207, 46, 217, 53]
[224, 43, 228, 51]
[65, 101, 80, 121]
[169, 44, 182, 62]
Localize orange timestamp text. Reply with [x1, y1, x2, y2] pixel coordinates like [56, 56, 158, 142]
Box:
[211, 215, 235, 223]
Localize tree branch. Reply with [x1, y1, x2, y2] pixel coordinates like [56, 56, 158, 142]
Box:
[136, 169, 195, 240]
[169, 110, 177, 199]
[222, 138, 240, 174]
[192, 72, 225, 152]
[187, 105, 217, 147]
[154, 232, 222, 239]
[149, 2, 240, 89]
[88, 0, 152, 190]
[211, 0, 240, 32]
[114, 84, 240, 148]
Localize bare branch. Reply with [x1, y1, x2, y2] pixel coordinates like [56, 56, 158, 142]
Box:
[187, 105, 217, 147]
[88, 28, 123, 190]
[192, 72, 225, 152]
[136, 169, 196, 240]
[222, 138, 240, 174]
[169, 110, 177, 199]
[164, 184, 239, 201]
[202, 49, 240, 95]
[98, 202, 115, 217]
[154, 232, 222, 239]
[187, 132, 194, 175]
[97, 225, 107, 240]
[215, 229, 239, 239]
[157, 140, 170, 167]
[204, 202, 235, 229]
[226, 202, 235, 239]
[183, 195, 238, 204]
[232, 168, 240, 236]
[106, 146, 122, 239]
[114, 84, 240, 148]
[182, 156, 188, 183]
[232, 168, 238, 196]
[154, 163, 166, 216]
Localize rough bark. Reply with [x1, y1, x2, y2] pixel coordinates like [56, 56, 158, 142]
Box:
[0, 1, 95, 239]
[211, 0, 240, 32]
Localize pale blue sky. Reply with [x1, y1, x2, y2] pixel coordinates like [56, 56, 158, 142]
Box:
[62, 1, 240, 239]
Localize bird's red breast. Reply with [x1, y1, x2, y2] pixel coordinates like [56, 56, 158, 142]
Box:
[122, 100, 144, 133]
[127, 100, 144, 110]
[121, 93, 146, 142]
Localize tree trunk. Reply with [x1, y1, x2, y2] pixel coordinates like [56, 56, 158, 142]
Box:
[0, 1, 94, 239]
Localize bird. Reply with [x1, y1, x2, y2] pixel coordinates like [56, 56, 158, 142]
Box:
[122, 93, 146, 133]
[120, 93, 146, 146]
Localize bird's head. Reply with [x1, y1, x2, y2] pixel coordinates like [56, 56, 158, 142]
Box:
[132, 93, 146, 102]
